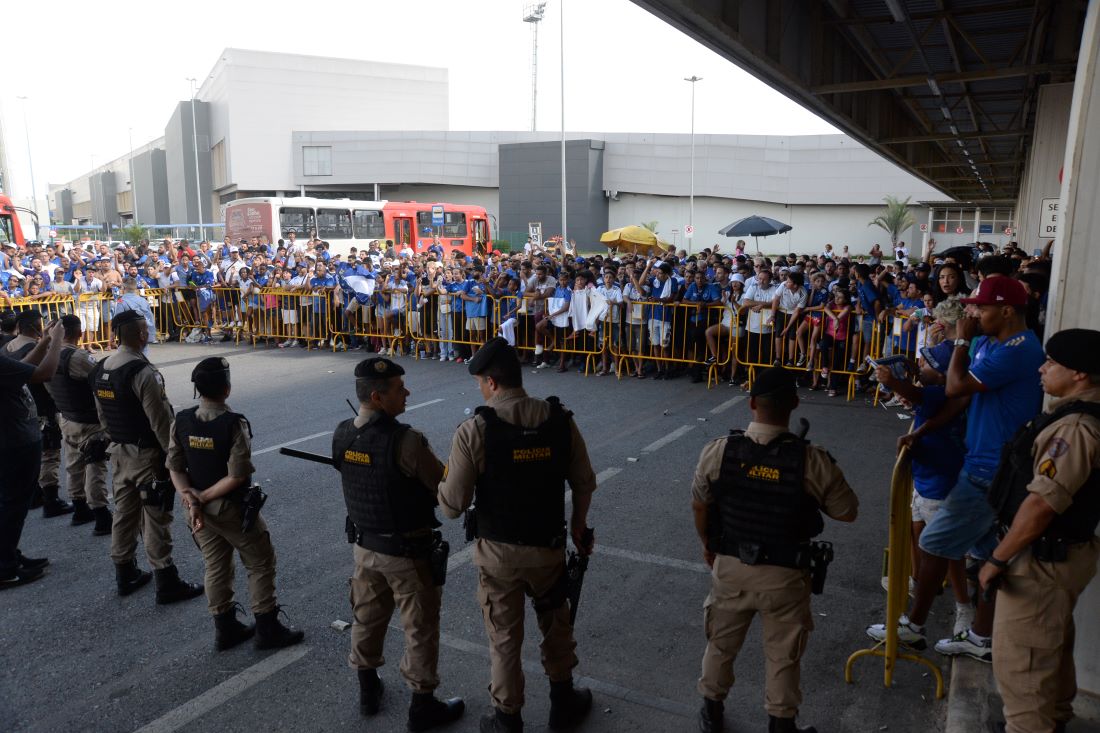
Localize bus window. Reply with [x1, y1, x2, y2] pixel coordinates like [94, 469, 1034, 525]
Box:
[280, 207, 315, 239]
[415, 211, 434, 235]
[0, 216, 13, 245]
[443, 212, 467, 237]
[473, 219, 489, 247]
[316, 208, 353, 240]
[353, 209, 386, 239]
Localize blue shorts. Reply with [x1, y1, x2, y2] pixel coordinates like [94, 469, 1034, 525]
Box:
[917, 471, 998, 561]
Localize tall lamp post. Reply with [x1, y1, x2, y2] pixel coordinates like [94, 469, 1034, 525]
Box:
[683, 76, 702, 252]
[186, 78, 205, 242]
[129, 127, 140, 227]
[559, 0, 567, 248]
[16, 96, 39, 229]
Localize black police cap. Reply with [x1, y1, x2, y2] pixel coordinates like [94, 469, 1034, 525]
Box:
[1046, 328, 1100, 375]
[749, 366, 797, 398]
[355, 357, 405, 380]
[192, 356, 230, 383]
[467, 337, 519, 376]
[110, 309, 145, 331]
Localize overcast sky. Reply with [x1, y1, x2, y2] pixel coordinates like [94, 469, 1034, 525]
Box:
[1, 0, 837, 201]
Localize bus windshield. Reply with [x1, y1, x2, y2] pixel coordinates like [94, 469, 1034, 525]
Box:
[0, 215, 14, 245]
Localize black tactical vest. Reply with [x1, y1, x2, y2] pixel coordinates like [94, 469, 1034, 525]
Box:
[0, 333, 14, 348]
[174, 408, 248, 491]
[89, 357, 159, 447]
[48, 347, 100, 424]
[989, 400, 1100, 544]
[10, 341, 57, 418]
[473, 396, 571, 548]
[333, 415, 438, 538]
[708, 431, 824, 564]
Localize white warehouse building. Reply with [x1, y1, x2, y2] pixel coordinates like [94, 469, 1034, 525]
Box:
[48, 47, 1004, 255]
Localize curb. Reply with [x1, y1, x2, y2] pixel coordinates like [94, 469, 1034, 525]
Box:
[944, 657, 996, 733]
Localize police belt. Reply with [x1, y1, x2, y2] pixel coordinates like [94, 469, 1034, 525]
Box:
[720, 538, 814, 570]
[354, 528, 434, 559]
[998, 523, 1092, 563]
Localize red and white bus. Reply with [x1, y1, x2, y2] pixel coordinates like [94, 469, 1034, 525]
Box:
[224, 197, 490, 257]
[0, 194, 29, 248]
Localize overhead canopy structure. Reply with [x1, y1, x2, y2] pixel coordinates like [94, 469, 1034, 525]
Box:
[630, 0, 1087, 203]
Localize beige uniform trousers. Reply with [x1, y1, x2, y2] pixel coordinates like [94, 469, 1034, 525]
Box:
[39, 417, 61, 490]
[108, 446, 175, 569]
[59, 417, 109, 507]
[349, 544, 442, 693]
[994, 540, 1100, 733]
[186, 499, 277, 616]
[476, 563, 578, 715]
[698, 557, 814, 719]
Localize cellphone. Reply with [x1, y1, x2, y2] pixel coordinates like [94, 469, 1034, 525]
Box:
[1032, 248, 1042, 257]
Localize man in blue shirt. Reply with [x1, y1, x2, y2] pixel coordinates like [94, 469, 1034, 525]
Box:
[867, 276, 1044, 664]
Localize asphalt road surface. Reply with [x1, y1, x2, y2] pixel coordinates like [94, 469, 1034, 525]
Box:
[1, 343, 952, 733]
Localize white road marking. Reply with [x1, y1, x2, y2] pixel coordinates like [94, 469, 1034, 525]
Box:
[641, 424, 695, 453]
[132, 646, 311, 733]
[709, 395, 746, 414]
[598, 545, 710, 574]
[595, 467, 621, 484]
[253, 398, 445, 456]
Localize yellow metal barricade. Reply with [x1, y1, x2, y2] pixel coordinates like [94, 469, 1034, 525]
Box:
[250, 287, 299, 346]
[75, 293, 113, 350]
[331, 289, 404, 355]
[504, 293, 602, 375]
[608, 301, 729, 381]
[704, 303, 740, 388]
[405, 290, 492, 361]
[6, 294, 75, 323]
[140, 288, 173, 341]
[845, 444, 945, 699]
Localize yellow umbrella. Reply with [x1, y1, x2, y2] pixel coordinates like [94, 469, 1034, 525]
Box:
[599, 226, 672, 255]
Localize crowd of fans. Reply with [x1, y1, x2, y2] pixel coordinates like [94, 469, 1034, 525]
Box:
[0, 233, 1054, 393]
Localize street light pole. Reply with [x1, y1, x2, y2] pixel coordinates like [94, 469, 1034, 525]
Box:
[683, 76, 702, 252]
[187, 78, 205, 242]
[129, 128, 140, 226]
[16, 96, 39, 227]
[560, 0, 567, 248]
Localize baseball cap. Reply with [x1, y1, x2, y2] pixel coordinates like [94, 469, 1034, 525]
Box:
[959, 276, 1028, 307]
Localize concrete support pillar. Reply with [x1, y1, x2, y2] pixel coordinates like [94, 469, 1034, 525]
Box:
[1015, 83, 1074, 252]
[1044, 0, 1100, 697]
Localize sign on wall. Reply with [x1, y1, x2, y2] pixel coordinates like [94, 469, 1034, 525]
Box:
[528, 222, 542, 247]
[1039, 198, 1059, 237]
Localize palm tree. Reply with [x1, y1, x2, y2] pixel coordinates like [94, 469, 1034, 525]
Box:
[640, 220, 659, 234]
[869, 196, 916, 245]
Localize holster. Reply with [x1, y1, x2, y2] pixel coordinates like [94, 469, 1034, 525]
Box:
[139, 478, 175, 512]
[240, 484, 268, 533]
[429, 531, 450, 587]
[81, 436, 111, 464]
[41, 420, 62, 451]
[463, 507, 478, 542]
[532, 565, 569, 614]
[1032, 536, 1069, 563]
[809, 541, 834, 595]
[345, 515, 358, 544]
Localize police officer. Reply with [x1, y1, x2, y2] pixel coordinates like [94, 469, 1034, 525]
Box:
[3, 310, 70, 518]
[44, 315, 113, 534]
[336, 357, 464, 731]
[0, 309, 16, 348]
[167, 357, 303, 651]
[691, 367, 858, 733]
[90, 309, 203, 603]
[438, 337, 596, 733]
[980, 328, 1100, 733]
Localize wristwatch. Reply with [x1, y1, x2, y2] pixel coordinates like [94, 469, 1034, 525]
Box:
[987, 556, 1010, 569]
[954, 338, 969, 348]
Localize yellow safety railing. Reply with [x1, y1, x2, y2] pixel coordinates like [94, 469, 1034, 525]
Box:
[606, 301, 726, 380]
[406, 291, 491, 360]
[844, 443, 945, 699]
[74, 293, 113, 350]
[139, 288, 174, 341]
[504, 294, 603, 375]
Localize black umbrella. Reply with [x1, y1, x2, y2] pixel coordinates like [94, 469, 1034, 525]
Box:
[718, 215, 793, 253]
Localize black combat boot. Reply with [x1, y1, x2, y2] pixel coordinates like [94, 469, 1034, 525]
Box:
[699, 698, 724, 732]
[115, 559, 152, 596]
[407, 691, 465, 732]
[92, 506, 113, 536]
[213, 605, 255, 651]
[254, 607, 304, 649]
[547, 678, 592, 730]
[70, 499, 95, 526]
[153, 565, 204, 605]
[41, 485, 73, 518]
[28, 484, 44, 509]
[359, 668, 384, 715]
[17, 551, 49, 571]
[480, 708, 523, 733]
[768, 715, 817, 733]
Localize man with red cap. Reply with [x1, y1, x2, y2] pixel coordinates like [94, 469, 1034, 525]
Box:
[867, 276, 1045, 664]
[980, 328, 1100, 733]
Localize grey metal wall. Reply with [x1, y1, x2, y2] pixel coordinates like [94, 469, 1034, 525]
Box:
[55, 189, 73, 225]
[133, 148, 171, 225]
[498, 139, 608, 246]
[89, 172, 118, 227]
[165, 101, 213, 226]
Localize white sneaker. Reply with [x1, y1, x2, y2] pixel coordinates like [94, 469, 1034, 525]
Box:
[934, 629, 992, 663]
[439, 355, 447, 362]
[879, 575, 917, 597]
[287, 340, 299, 348]
[536, 361, 551, 369]
[954, 602, 975, 636]
[334, 342, 346, 352]
[865, 614, 927, 650]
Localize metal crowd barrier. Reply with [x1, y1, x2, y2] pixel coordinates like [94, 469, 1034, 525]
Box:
[604, 301, 726, 380]
[845, 443, 945, 698]
[74, 293, 112, 350]
[139, 288, 174, 341]
[501, 294, 602, 375]
[406, 292, 490, 361]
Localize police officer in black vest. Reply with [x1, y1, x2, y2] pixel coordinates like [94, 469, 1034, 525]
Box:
[167, 357, 303, 651]
[691, 367, 858, 733]
[45, 315, 113, 533]
[980, 329, 1100, 733]
[336, 357, 464, 731]
[91, 309, 203, 603]
[3, 310, 70, 517]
